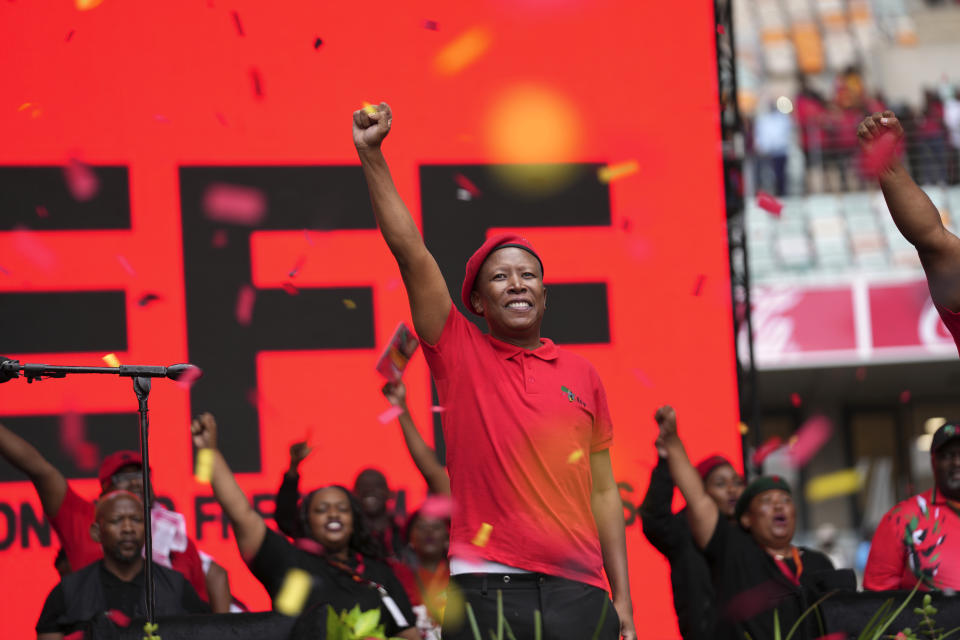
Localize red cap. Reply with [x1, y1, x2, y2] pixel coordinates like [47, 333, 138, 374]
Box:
[97, 450, 142, 489]
[695, 454, 732, 481]
[461, 233, 543, 315]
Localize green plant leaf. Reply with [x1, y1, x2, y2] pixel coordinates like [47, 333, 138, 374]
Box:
[465, 602, 483, 640]
[867, 581, 921, 640]
[856, 598, 893, 640]
[534, 610, 542, 640]
[774, 609, 781, 640]
[354, 609, 382, 637]
[784, 591, 836, 640]
[497, 590, 504, 640]
[589, 598, 610, 640]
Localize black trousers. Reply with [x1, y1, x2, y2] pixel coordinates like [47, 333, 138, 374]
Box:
[442, 573, 620, 640]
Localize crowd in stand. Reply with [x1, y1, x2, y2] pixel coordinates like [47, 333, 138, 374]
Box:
[1, 107, 960, 640]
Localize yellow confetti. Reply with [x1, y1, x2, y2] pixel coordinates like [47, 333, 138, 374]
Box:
[805, 469, 864, 503]
[567, 448, 584, 464]
[434, 27, 492, 75]
[76, 0, 104, 10]
[18, 102, 32, 112]
[194, 448, 214, 484]
[102, 353, 121, 368]
[471, 522, 492, 547]
[362, 101, 378, 116]
[738, 422, 749, 435]
[597, 160, 639, 184]
[342, 298, 357, 310]
[275, 568, 312, 616]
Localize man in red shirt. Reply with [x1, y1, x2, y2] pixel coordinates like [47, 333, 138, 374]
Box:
[864, 422, 960, 591]
[858, 111, 960, 354]
[353, 103, 634, 640]
[0, 422, 231, 611]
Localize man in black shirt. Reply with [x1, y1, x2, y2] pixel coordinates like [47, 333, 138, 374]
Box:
[36, 491, 209, 639]
[640, 453, 743, 640]
[655, 406, 853, 640]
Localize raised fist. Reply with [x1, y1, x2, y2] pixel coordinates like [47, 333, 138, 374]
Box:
[381, 381, 407, 408]
[353, 102, 392, 151]
[191, 412, 218, 450]
[857, 110, 904, 146]
[289, 441, 313, 466]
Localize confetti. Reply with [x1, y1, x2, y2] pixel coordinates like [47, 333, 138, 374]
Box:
[814, 634, 846, 640]
[717, 24, 726, 35]
[693, 275, 706, 296]
[860, 132, 902, 178]
[137, 293, 161, 307]
[420, 495, 454, 520]
[235, 284, 256, 326]
[203, 183, 266, 226]
[59, 411, 99, 472]
[35, 205, 48, 218]
[900, 390, 911, 403]
[386, 277, 401, 291]
[567, 448, 584, 464]
[805, 468, 864, 502]
[303, 229, 314, 245]
[102, 353, 121, 368]
[790, 392, 802, 408]
[0, 265, 9, 275]
[378, 406, 405, 424]
[471, 522, 493, 547]
[788, 415, 832, 468]
[212, 229, 228, 247]
[215, 112, 228, 127]
[423, 20, 439, 31]
[454, 173, 482, 198]
[756, 190, 783, 216]
[430, 405, 446, 413]
[434, 27, 491, 75]
[362, 101, 378, 116]
[105, 609, 131, 627]
[251, 68, 264, 98]
[194, 448, 214, 484]
[724, 579, 790, 622]
[288, 254, 307, 278]
[176, 365, 203, 390]
[738, 422, 749, 435]
[231, 10, 244, 36]
[281, 282, 299, 295]
[153, 114, 171, 124]
[76, 0, 103, 11]
[630, 368, 653, 388]
[12, 227, 57, 271]
[63, 158, 99, 201]
[275, 568, 312, 616]
[66, 30, 75, 42]
[751, 436, 782, 467]
[597, 160, 639, 183]
[342, 298, 357, 310]
[313, 37, 323, 49]
[116, 255, 136, 277]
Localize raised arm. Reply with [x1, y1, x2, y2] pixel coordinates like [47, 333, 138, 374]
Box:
[0, 422, 67, 518]
[353, 104, 452, 343]
[382, 382, 450, 495]
[590, 449, 635, 640]
[655, 406, 718, 550]
[859, 111, 960, 311]
[191, 413, 266, 560]
[639, 457, 683, 555]
[274, 442, 308, 538]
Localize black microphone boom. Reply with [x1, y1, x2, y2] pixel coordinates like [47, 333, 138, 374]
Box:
[0, 357, 201, 384]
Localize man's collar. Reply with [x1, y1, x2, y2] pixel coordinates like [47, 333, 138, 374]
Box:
[486, 334, 558, 361]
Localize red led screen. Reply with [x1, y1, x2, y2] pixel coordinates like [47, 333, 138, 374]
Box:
[0, 2, 739, 637]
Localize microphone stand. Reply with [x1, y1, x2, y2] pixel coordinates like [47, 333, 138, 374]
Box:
[0, 357, 199, 626]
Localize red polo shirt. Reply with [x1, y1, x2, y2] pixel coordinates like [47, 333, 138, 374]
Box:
[937, 303, 960, 356]
[864, 488, 960, 591]
[50, 486, 209, 601]
[421, 306, 613, 589]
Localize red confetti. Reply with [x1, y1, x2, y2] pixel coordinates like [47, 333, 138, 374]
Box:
[137, 293, 162, 307]
[153, 114, 171, 124]
[790, 392, 802, 408]
[65, 632, 84, 640]
[116, 255, 136, 277]
[59, 412, 99, 472]
[717, 24, 726, 35]
[724, 579, 790, 622]
[12, 226, 57, 271]
[176, 365, 203, 390]
[756, 190, 783, 216]
[378, 406, 405, 424]
[430, 405, 446, 413]
[788, 415, 832, 468]
[281, 282, 299, 295]
[105, 609, 131, 627]
[231, 10, 244, 36]
[900, 390, 911, 403]
[215, 112, 228, 127]
[63, 158, 99, 201]
[288, 255, 307, 278]
[693, 275, 706, 296]
[303, 229, 314, 245]
[419, 495, 454, 520]
[423, 20, 439, 30]
[313, 37, 323, 49]
[453, 173, 482, 198]
[212, 229, 228, 247]
[860, 132, 902, 178]
[386, 277, 401, 291]
[0, 265, 9, 276]
[631, 368, 654, 388]
[35, 205, 48, 218]
[814, 634, 846, 640]
[752, 436, 783, 467]
[251, 68, 263, 98]
[202, 184, 267, 226]
[66, 30, 75, 42]
[235, 284, 256, 326]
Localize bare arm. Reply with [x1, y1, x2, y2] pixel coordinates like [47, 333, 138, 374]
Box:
[0, 422, 67, 518]
[397, 628, 420, 640]
[353, 104, 452, 343]
[191, 414, 266, 560]
[859, 111, 960, 311]
[590, 449, 635, 640]
[37, 633, 62, 640]
[655, 406, 718, 550]
[382, 382, 450, 495]
[205, 561, 232, 614]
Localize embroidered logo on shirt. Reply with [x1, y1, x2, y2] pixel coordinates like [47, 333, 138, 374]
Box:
[560, 385, 587, 408]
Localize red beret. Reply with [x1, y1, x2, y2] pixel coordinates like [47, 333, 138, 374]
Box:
[461, 233, 543, 315]
[695, 454, 733, 481]
[98, 450, 142, 489]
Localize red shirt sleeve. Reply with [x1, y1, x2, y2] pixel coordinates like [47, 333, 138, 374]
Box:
[170, 537, 210, 602]
[863, 507, 908, 591]
[589, 366, 613, 452]
[49, 485, 102, 572]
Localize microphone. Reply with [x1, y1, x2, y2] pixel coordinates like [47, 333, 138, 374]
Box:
[0, 357, 20, 384]
[165, 364, 202, 382]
